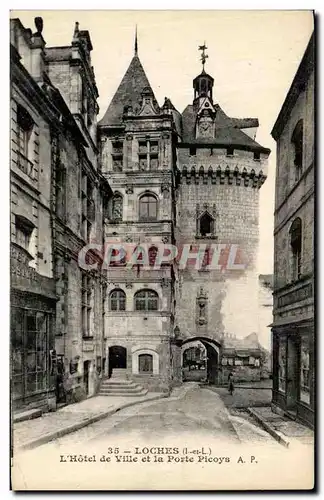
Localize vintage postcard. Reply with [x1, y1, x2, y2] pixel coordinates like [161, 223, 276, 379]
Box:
[10, 9, 315, 491]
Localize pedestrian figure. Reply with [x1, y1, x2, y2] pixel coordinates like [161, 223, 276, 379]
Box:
[228, 372, 234, 395]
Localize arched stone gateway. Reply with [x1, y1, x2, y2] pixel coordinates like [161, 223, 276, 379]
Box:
[172, 336, 221, 385]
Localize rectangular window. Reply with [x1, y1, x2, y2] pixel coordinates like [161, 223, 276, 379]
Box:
[234, 358, 243, 366]
[81, 173, 94, 242]
[112, 140, 123, 171]
[15, 215, 34, 254]
[139, 354, 153, 373]
[81, 274, 93, 337]
[300, 337, 310, 405]
[278, 338, 287, 393]
[16, 105, 34, 178]
[138, 139, 159, 170]
[55, 164, 66, 220]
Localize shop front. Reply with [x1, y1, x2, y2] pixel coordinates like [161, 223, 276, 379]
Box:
[10, 243, 57, 412]
[272, 320, 314, 428]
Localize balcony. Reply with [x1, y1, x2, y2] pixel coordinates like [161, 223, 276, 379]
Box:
[16, 151, 36, 180]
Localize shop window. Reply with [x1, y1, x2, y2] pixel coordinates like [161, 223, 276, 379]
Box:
[135, 289, 159, 311]
[109, 289, 126, 311]
[11, 308, 49, 399]
[300, 337, 310, 405]
[139, 194, 158, 221]
[291, 119, 303, 182]
[290, 217, 302, 281]
[139, 354, 153, 373]
[278, 338, 287, 393]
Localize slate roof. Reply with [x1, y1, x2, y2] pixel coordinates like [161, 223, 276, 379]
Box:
[223, 332, 260, 349]
[99, 55, 158, 127]
[181, 103, 270, 153]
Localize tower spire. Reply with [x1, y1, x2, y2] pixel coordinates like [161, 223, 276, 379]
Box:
[134, 25, 138, 56]
[198, 42, 208, 71]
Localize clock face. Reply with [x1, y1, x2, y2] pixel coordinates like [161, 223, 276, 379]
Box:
[198, 118, 213, 137]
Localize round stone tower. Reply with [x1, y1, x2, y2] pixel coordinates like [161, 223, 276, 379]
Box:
[172, 51, 270, 384]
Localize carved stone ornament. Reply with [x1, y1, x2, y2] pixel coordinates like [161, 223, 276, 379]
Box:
[162, 236, 169, 243]
[125, 282, 133, 289]
[126, 134, 133, 141]
[161, 183, 170, 195]
[161, 278, 170, 288]
[126, 185, 134, 194]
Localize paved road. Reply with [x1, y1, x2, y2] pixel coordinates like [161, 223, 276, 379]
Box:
[16, 385, 278, 455]
[13, 385, 283, 490]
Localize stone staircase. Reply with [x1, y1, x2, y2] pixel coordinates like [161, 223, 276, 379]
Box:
[98, 369, 148, 397]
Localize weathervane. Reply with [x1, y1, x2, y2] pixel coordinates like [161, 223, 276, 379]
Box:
[198, 42, 208, 70]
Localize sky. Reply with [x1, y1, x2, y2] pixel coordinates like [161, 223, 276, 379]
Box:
[11, 10, 314, 273]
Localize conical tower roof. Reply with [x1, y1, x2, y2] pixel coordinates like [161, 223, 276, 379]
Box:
[99, 54, 158, 127]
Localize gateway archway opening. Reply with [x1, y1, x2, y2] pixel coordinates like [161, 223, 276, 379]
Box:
[181, 337, 220, 385]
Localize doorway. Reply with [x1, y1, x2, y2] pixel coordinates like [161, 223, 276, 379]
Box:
[109, 346, 127, 377]
[83, 360, 90, 395]
[286, 336, 298, 413]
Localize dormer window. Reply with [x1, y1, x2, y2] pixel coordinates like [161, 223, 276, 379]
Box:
[226, 147, 234, 157]
[254, 151, 261, 161]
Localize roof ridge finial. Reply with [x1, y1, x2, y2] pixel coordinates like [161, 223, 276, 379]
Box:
[73, 21, 79, 40]
[134, 25, 138, 56]
[198, 41, 208, 71]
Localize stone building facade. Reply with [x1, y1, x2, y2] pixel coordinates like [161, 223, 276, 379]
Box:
[98, 41, 270, 391]
[271, 33, 314, 427]
[10, 17, 111, 411]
